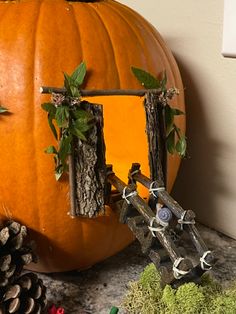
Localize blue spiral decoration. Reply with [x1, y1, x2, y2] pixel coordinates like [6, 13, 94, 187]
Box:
[157, 206, 172, 223]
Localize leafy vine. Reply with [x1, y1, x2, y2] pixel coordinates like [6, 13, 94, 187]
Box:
[42, 62, 95, 180]
[131, 67, 187, 157]
[42, 63, 186, 180]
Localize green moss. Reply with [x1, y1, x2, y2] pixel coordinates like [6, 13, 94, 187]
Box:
[175, 283, 205, 313]
[161, 285, 177, 314]
[122, 263, 236, 314]
[139, 263, 162, 296]
[201, 272, 222, 294]
[123, 264, 165, 314]
[207, 285, 236, 314]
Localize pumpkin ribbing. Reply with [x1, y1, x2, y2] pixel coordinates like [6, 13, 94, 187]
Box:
[0, 0, 185, 272]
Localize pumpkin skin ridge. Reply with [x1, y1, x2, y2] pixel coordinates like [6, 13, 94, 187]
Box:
[0, 0, 185, 272]
[114, 0, 185, 96]
[32, 1, 43, 237]
[106, 1, 164, 81]
[66, 2, 84, 63]
[112, 2, 170, 76]
[93, 3, 148, 89]
[105, 1, 149, 69]
[21, 0, 47, 268]
[129, 7, 185, 103]
[87, 3, 121, 88]
[117, 1, 180, 87]
[0, 0, 50, 269]
[100, 208, 120, 260]
[13, 1, 42, 223]
[71, 2, 121, 88]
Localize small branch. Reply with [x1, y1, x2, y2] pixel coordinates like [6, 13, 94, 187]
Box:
[130, 168, 216, 263]
[40, 86, 162, 97]
[144, 92, 166, 190]
[75, 103, 106, 217]
[68, 153, 78, 217]
[107, 169, 192, 270]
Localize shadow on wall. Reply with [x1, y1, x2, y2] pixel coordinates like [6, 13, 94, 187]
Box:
[171, 54, 230, 234]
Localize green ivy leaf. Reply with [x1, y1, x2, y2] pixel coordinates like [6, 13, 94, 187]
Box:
[55, 164, 64, 181]
[72, 108, 94, 122]
[0, 106, 8, 113]
[45, 145, 57, 154]
[70, 85, 80, 98]
[58, 135, 72, 164]
[55, 106, 70, 128]
[41, 103, 55, 113]
[160, 71, 167, 92]
[70, 109, 94, 139]
[48, 113, 58, 140]
[74, 119, 92, 133]
[172, 108, 185, 116]
[42, 103, 58, 139]
[64, 62, 86, 98]
[64, 72, 73, 90]
[71, 61, 86, 86]
[64, 72, 72, 83]
[131, 67, 160, 89]
[176, 136, 187, 157]
[166, 129, 175, 154]
[70, 127, 87, 141]
[64, 73, 80, 97]
[55, 161, 69, 181]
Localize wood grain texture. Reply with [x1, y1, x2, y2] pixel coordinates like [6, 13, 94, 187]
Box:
[75, 102, 106, 217]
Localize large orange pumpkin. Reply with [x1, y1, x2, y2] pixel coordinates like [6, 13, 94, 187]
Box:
[0, 0, 185, 272]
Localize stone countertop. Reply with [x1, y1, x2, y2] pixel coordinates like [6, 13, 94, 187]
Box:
[38, 225, 236, 314]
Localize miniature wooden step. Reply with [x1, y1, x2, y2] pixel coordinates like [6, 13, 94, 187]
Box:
[128, 163, 216, 271]
[107, 166, 193, 283]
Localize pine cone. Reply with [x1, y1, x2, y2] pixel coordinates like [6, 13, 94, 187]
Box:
[0, 221, 37, 287]
[0, 272, 47, 313]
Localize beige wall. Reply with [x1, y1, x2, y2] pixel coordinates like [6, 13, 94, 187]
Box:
[120, 0, 236, 239]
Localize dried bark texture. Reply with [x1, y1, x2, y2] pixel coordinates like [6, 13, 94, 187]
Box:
[144, 92, 167, 185]
[131, 168, 216, 269]
[40, 86, 158, 97]
[107, 172, 192, 273]
[75, 102, 106, 217]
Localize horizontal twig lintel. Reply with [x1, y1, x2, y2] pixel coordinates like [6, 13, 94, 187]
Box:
[39, 86, 162, 97]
